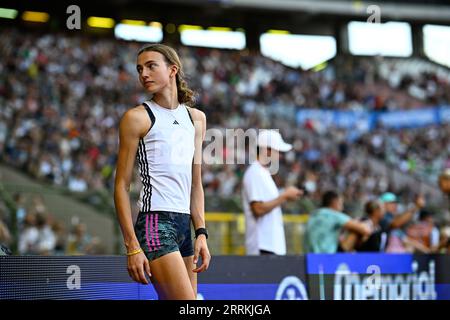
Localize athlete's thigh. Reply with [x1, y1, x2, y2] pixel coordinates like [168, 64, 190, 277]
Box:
[183, 255, 197, 297]
[150, 251, 195, 300]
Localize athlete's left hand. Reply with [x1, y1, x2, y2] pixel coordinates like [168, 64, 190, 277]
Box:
[193, 235, 211, 273]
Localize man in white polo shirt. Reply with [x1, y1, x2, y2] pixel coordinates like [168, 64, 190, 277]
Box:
[242, 129, 303, 255]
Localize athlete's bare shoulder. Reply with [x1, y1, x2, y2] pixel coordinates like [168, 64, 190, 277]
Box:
[119, 105, 151, 138]
[186, 106, 206, 123]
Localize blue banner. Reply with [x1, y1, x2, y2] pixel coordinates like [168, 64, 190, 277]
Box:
[376, 108, 438, 129]
[306, 253, 449, 300]
[439, 105, 450, 123]
[307, 253, 413, 274]
[296, 106, 450, 130]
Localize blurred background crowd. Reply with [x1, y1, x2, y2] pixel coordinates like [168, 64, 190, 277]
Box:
[0, 26, 449, 255]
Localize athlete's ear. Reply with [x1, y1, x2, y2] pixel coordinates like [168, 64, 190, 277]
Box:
[169, 64, 178, 79]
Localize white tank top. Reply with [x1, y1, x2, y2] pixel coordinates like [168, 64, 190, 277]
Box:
[136, 100, 195, 214]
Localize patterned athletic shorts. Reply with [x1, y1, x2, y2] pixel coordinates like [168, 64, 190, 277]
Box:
[134, 211, 194, 261]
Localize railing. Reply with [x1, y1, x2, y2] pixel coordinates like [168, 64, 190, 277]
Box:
[204, 212, 309, 255]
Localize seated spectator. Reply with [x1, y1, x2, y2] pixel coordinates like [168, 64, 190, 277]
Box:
[35, 213, 57, 255]
[304, 190, 371, 253]
[66, 222, 93, 255]
[52, 220, 67, 255]
[13, 193, 27, 230]
[18, 213, 39, 255]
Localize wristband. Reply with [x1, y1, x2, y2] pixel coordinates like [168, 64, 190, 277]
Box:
[195, 228, 208, 239]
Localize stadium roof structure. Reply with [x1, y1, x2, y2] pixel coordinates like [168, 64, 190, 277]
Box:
[160, 0, 450, 23]
[3, 0, 450, 26]
[1, 0, 449, 68]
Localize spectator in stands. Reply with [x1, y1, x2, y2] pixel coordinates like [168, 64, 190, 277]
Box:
[380, 192, 427, 253]
[18, 213, 39, 255]
[305, 190, 371, 253]
[66, 222, 92, 255]
[406, 209, 440, 253]
[68, 172, 88, 193]
[13, 193, 27, 230]
[29, 195, 47, 216]
[340, 200, 388, 252]
[52, 220, 67, 255]
[35, 213, 57, 255]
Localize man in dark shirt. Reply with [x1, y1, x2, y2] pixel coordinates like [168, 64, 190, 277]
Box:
[340, 200, 387, 252]
[341, 193, 426, 252]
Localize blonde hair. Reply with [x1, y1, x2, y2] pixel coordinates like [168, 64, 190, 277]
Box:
[138, 44, 196, 107]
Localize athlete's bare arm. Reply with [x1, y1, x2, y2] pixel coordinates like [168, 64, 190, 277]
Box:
[188, 107, 211, 273]
[114, 105, 152, 284]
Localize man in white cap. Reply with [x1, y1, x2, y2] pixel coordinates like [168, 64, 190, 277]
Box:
[242, 129, 303, 255]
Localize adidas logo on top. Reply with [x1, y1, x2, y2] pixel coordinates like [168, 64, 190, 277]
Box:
[173, 120, 179, 125]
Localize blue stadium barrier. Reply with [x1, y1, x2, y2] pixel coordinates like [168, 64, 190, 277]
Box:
[1, 254, 448, 300]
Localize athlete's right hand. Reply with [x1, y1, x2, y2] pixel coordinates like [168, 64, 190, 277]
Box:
[127, 251, 152, 285]
[283, 186, 303, 201]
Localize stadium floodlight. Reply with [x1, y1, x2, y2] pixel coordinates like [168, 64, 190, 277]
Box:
[149, 22, 162, 28]
[22, 11, 49, 23]
[267, 29, 290, 35]
[115, 23, 163, 43]
[423, 24, 450, 68]
[0, 8, 18, 19]
[260, 33, 337, 69]
[180, 26, 246, 50]
[178, 24, 203, 32]
[121, 19, 146, 26]
[87, 16, 115, 29]
[348, 21, 413, 57]
[208, 27, 232, 32]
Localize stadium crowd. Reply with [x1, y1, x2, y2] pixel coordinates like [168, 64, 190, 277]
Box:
[355, 124, 450, 185]
[0, 193, 103, 255]
[0, 27, 449, 255]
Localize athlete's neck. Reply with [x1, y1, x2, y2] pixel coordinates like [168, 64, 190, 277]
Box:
[152, 89, 179, 110]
